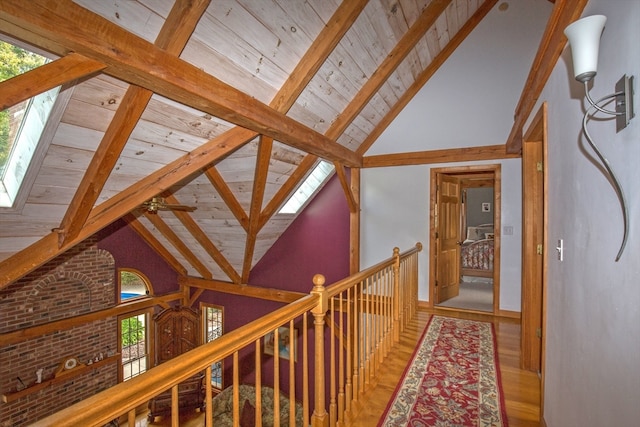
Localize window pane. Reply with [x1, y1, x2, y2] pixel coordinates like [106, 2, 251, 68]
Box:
[203, 306, 223, 388]
[121, 313, 148, 381]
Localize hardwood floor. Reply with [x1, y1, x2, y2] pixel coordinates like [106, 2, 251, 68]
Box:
[135, 308, 540, 426]
[346, 308, 541, 426]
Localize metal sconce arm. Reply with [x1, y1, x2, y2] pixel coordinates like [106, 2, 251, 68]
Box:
[581, 84, 629, 261]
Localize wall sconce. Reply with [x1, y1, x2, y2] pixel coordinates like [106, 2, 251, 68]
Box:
[564, 15, 635, 261]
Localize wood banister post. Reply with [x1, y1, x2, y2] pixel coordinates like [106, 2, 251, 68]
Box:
[392, 247, 400, 343]
[310, 274, 329, 427]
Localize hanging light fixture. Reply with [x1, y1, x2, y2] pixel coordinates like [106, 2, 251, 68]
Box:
[564, 15, 635, 261]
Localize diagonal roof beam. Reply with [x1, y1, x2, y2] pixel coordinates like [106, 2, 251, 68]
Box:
[0, 0, 368, 287]
[0, 52, 105, 110]
[143, 211, 213, 280]
[0, 127, 257, 288]
[357, 0, 498, 155]
[505, 0, 587, 153]
[56, 0, 211, 248]
[203, 165, 250, 232]
[0, 0, 360, 166]
[334, 162, 357, 214]
[163, 193, 241, 284]
[328, 0, 453, 140]
[258, 0, 456, 228]
[242, 136, 273, 283]
[124, 214, 188, 276]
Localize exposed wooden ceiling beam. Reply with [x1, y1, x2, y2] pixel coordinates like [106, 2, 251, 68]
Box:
[56, 0, 211, 247]
[162, 194, 241, 284]
[143, 212, 213, 280]
[505, 0, 588, 153]
[179, 276, 306, 304]
[258, 154, 318, 230]
[0, 52, 105, 110]
[0, 0, 361, 167]
[255, 0, 450, 232]
[242, 136, 273, 283]
[357, 0, 498, 155]
[363, 144, 521, 168]
[57, 87, 152, 246]
[0, 0, 368, 287]
[125, 214, 188, 276]
[203, 165, 250, 232]
[0, 290, 183, 346]
[327, 0, 453, 140]
[0, 127, 256, 288]
[334, 163, 357, 214]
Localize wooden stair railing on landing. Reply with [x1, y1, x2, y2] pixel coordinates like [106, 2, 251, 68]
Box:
[29, 243, 421, 427]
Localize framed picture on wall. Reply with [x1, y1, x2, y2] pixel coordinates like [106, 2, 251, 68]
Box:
[482, 202, 491, 212]
[264, 327, 297, 361]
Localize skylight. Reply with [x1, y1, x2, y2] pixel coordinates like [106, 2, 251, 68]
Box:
[0, 40, 58, 208]
[279, 161, 335, 214]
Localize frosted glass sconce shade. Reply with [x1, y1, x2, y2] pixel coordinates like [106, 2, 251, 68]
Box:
[564, 15, 606, 82]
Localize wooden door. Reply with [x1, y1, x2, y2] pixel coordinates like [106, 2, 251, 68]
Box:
[435, 174, 462, 304]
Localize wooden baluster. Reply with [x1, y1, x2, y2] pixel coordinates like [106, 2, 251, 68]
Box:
[127, 408, 135, 427]
[337, 292, 345, 425]
[311, 274, 328, 427]
[255, 340, 262, 427]
[358, 279, 364, 399]
[345, 287, 353, 417]
[233, 353, 239, 427]
[365, 276, 371, 385]
[329, 298, 337, 427]
[303, 313, 309, 427]
[205, 366, 213, 427]
[274, 327, 280, 427]
[289, 320, 296, 427]
[171, 384, 179, 427]
[392, 247, 400, 343]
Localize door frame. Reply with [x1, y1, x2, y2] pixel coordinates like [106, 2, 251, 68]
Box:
[521, 102, 548, 410]
[429, 164, 502, 313]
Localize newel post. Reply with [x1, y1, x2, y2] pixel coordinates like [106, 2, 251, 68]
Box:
[310, 274, 329, 427]
[392, 247, 401, 343]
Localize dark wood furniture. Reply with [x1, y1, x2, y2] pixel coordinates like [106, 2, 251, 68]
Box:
[147, 306, 204, 422]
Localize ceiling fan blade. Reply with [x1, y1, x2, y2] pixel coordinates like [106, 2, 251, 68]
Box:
[159, 204, 197, 212]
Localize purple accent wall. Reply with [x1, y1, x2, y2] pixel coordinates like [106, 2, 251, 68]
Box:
[198, 173, 351, 405]
[97, 219, 178, 295]
[248, 173, 351, 289]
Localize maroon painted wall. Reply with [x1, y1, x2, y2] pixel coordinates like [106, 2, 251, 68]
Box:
[249, 173, 351, 289]
[97, 219, 178, 296]
[198, 173, 351, 404]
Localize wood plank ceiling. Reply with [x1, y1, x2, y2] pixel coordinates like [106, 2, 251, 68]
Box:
[0, 0, 562, 288]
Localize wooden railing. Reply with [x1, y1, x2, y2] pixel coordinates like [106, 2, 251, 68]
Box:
[29, 243, 421, 427]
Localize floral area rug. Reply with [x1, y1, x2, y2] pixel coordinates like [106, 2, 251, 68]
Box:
[378, 316, 508, 426]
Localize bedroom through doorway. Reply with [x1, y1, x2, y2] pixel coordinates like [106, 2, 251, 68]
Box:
[429, 165, 501, 313]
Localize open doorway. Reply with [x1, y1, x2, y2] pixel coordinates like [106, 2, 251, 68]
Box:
[429, 165, 501, 313]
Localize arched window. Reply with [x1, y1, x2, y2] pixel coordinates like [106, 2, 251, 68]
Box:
[118, 268, 152, 303]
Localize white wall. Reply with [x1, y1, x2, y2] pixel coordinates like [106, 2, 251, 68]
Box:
[361, 159, 522, 310]
[532, 1, 640, 425]
[361, 0, 551, 311]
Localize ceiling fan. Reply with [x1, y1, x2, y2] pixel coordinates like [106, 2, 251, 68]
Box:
[141, 196, 197, 213]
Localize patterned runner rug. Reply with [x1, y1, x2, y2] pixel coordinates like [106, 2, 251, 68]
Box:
[378, 316, 508, 426]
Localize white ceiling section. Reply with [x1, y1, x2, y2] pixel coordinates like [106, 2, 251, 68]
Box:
[368, 0, 553, 155]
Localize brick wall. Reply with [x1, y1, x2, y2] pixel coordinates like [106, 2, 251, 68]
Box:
[0, 237, 119, 427]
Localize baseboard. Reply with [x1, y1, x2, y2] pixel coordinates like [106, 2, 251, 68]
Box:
[497, 309, 521, 320]
[418, 301, 521, 321]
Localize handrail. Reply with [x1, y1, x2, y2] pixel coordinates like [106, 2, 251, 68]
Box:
[28, 243, 422, 427]
[325, 242, 422, 298]
[30, 294, 319, 427]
